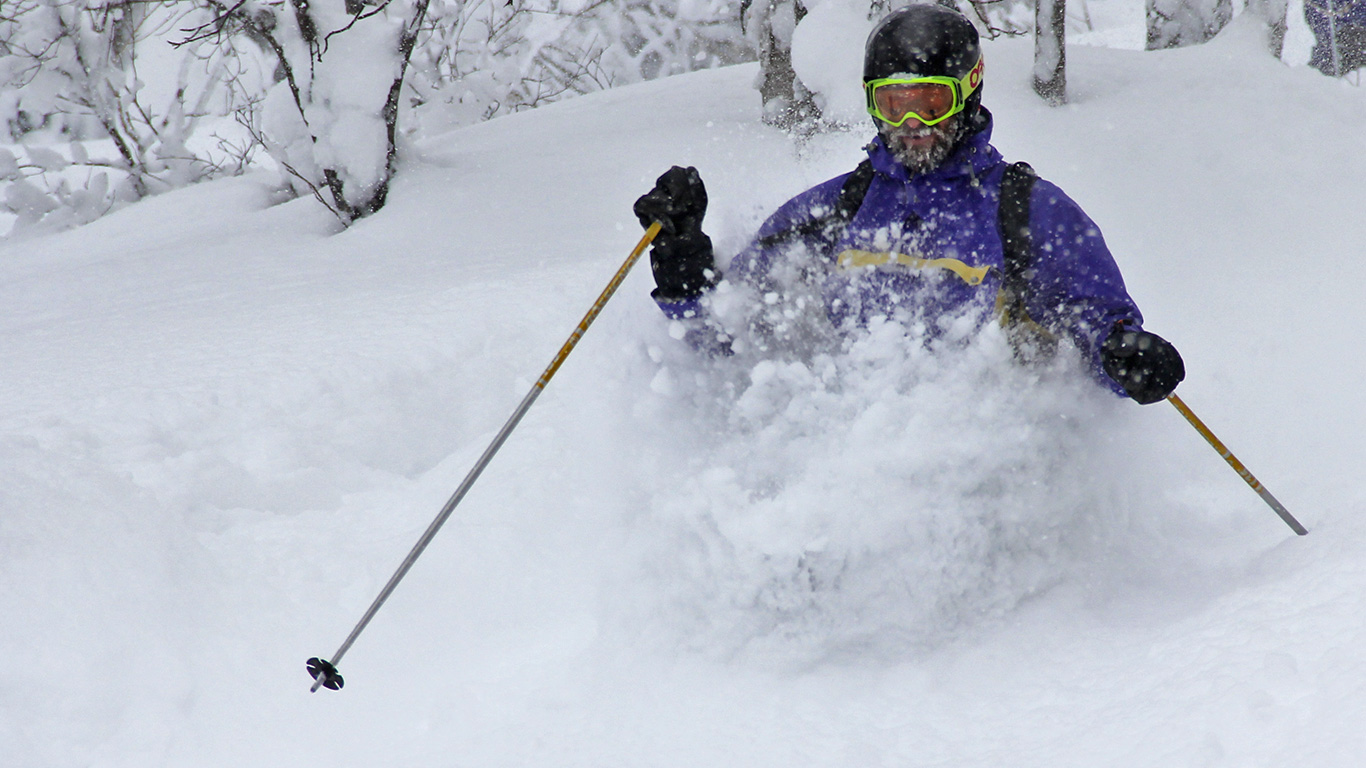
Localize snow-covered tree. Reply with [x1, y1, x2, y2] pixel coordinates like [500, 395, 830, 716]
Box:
[1146, 0, 1233, 49]
[186, 0, 435, 223]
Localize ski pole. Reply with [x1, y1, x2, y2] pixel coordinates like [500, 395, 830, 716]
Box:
[1166, 393, 1307, 536]
[307, 222, 664, 693]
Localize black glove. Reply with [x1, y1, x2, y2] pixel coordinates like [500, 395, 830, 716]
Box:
[1101, 328, 1185, 404]
[634, 166, 717, 300]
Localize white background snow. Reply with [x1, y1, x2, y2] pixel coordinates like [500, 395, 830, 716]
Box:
[3, 4, 1366, 766]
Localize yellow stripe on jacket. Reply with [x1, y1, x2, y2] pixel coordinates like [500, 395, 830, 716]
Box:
[835, 249, 991, 286]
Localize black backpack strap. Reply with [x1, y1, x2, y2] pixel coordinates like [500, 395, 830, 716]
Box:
[833, 158, 875, 226]
[997, 161, 1038, 322]
[757, 158, 874, 249]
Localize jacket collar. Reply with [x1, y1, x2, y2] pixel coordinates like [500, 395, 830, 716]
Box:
[867, 108, 1002, 185]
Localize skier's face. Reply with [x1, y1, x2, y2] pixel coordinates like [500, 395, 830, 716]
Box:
[880, 113, 962, 175]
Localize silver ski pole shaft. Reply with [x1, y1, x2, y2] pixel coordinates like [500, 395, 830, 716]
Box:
[1166, 393, 1307, 536]
[308, 222, 663, 692]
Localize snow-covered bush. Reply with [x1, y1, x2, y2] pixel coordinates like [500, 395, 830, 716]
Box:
[406, 0, 751, 130]
[601, 0, 753, 79]
[1146, 0, 1234, 48]
[0, 0, 270, 236]
[406, 0, 613, 128]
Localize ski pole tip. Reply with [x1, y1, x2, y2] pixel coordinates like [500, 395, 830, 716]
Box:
[307, 657, 344, 692]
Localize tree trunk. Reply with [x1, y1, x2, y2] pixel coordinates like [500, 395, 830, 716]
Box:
[752, 0, 821, 131]
[1034, 0, 1066, 106]
[1246, 0, 1290, 58]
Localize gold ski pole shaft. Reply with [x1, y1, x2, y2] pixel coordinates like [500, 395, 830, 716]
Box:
[1166, 393, 1307, 536]
[308, 222, 663, 692]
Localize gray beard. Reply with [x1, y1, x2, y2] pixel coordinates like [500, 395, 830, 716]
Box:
[892, 139, 954, 175]
[881, 121, 964, 176]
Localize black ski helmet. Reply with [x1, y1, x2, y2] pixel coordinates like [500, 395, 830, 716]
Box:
[864, 5, 984, 121]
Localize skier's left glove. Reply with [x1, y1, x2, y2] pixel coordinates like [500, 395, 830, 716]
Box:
[634, 166, 718, 301]
[1101, 328, 1185, 404]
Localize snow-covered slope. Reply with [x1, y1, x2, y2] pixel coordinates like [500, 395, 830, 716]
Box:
[3, 25, 1365, 768]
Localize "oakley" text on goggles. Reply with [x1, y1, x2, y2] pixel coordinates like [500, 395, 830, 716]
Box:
[865, 56, 984, 127]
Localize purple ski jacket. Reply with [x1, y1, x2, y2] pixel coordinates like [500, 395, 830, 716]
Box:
[656, 116, 1143, 394]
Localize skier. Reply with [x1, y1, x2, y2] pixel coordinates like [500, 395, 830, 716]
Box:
[634, 4, 1184, 404]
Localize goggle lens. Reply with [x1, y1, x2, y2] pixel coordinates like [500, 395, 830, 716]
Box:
[871, 82, 958, 127]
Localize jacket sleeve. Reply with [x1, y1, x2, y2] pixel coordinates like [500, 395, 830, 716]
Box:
[1022, 179, 1143, 393]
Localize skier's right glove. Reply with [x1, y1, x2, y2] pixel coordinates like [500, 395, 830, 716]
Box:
[1101, 327, 1185, 404]
[634, 166, 717, 301]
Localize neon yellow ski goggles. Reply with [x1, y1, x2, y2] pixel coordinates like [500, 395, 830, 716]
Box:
[865, 56, 984, 127]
